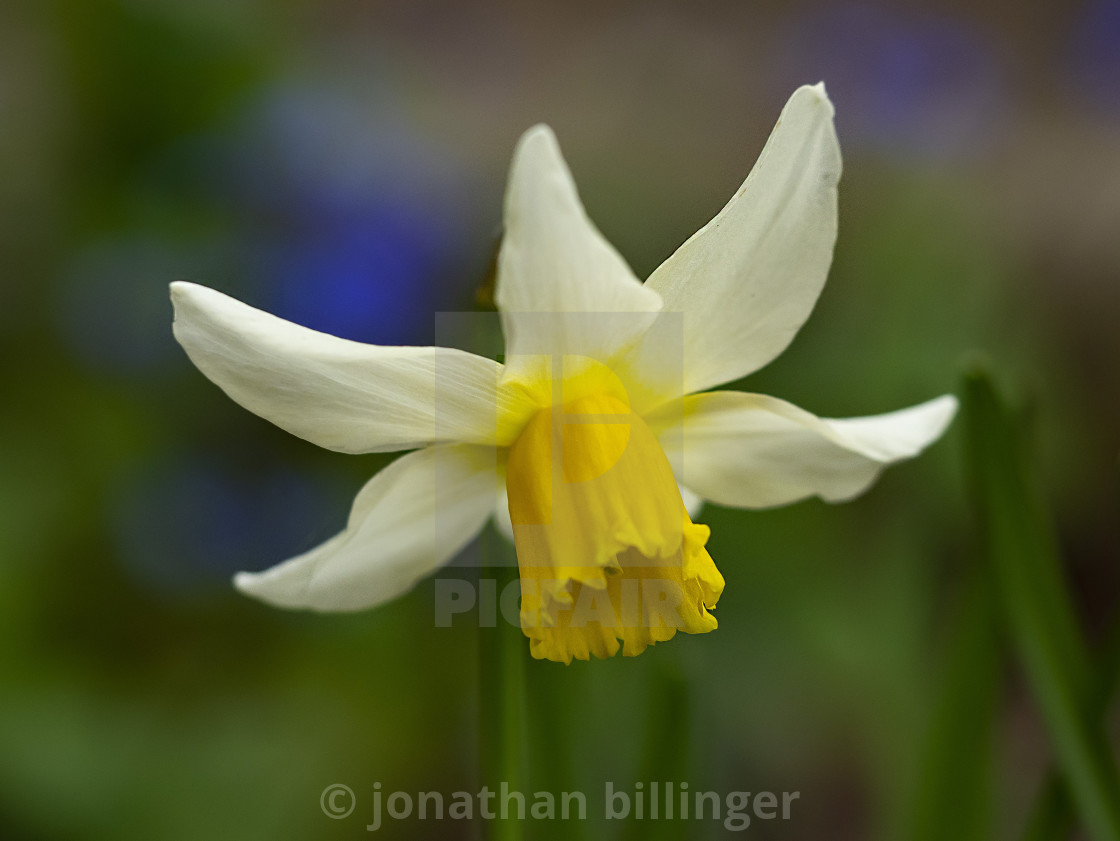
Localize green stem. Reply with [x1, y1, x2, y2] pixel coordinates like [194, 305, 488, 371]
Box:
[479, 527, 526, 841]
[963, 368, 1120, 841]
[1022, 485, 1120, 841]
[910, 569, 1000, 841]
[524, 655, 587, 841]
[623, 659, 691, 841]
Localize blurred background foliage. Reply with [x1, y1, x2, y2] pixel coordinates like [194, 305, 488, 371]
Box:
[0, 1, 1118, 839]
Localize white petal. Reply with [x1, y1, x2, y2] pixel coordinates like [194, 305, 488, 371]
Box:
[172, 282, 524, 453]
[493, 486, 514, 542]
[652, 392, 957, 508]
[234, 445, 499, 611]
[678, 485, 705, 519]
[626, 84, 842, 400]
[496, 125, 662, 378]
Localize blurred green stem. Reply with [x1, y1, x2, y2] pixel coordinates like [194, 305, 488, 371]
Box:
[622, 659, 691, 841]
[525, 655, 586, 841]
[910, 569, 1000, 841]
[963, 368, 1120, 841]
[1022, 458, 1120, 841]
[479, 528, 526, 841]
[1023, 616, 1120, 841]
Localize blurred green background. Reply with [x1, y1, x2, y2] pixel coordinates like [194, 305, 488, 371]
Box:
[1, 1, 1119, 839]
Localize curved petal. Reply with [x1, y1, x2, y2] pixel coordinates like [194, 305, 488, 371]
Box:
[496, 125, 662, 380]
[626, 84, 842, 400]
[172, 282, 524, 453]
[651, 391, 957, 508]
[234, 445, 500, 611]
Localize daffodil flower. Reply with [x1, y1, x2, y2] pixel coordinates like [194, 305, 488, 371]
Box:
[171, 84, 956, 663]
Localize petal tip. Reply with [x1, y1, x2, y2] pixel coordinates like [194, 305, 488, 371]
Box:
[506, 122, 574, 213]
[793, 82, 835, 117]
[168, 279, 194, 307]
[233, 568, 308, 609]
[232, 570, 260, 595]
[169, 281, 219, 340]
[522, 122, 556, 140]
[514, 123, 561, 162]
[875, 393, 961, 458]
[169, 280, 218, 318]
[928, 393, 961, 433]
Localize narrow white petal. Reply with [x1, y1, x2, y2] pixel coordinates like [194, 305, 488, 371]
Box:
[496, 125, 662, 378]
[652, 392, 957, 508]
[627, 84, 842, 400]
[172, 282, 524, 453]
[234, 445, 499, 611]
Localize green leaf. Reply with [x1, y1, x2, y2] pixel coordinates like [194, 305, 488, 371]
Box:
[1023, 590, 1120, 840]
[963, 367, 1120, 841]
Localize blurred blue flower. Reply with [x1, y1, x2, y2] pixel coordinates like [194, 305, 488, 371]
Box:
[262, 194, 455, 346]
[225, 83, 473, 344]
[111, 457, 343, 597]
[1070, 0, 1120, 114]
[775, 3, 1005, 159]
[57, 80, 474, 377]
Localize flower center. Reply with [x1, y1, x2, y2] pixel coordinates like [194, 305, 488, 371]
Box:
[505, 392, 724, 663]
